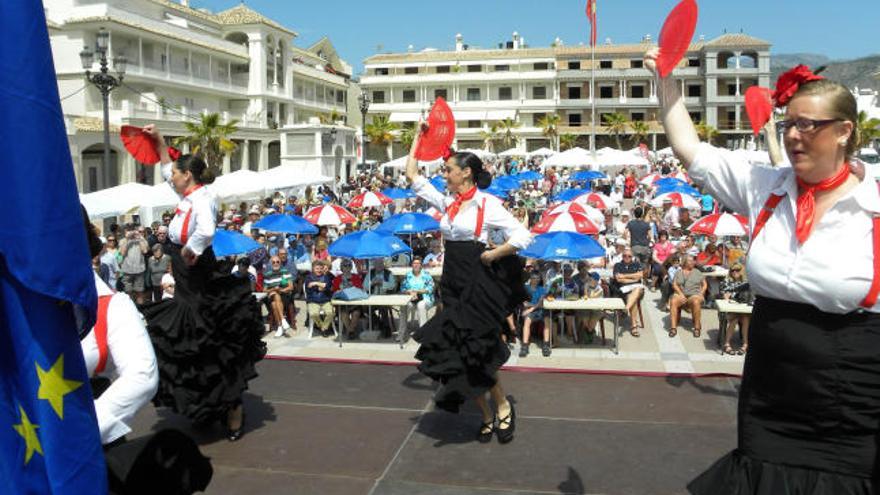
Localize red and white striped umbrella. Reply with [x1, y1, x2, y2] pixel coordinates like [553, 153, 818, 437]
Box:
[649, 192, 701, 209]
[546, 201, 605, 227]
[670, 170, 691, 183]
[689, 212, 749, 237]
[531, 212, 600, 235]
[424, 207, 443, 221]
[640, 173, 663, 185]
[304, 204, 357, 226]
[573, 192, 617, 210]
[347, 191, 392, 208]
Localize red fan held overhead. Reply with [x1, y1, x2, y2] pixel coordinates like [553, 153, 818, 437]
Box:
[120, 125, 180, 165]
[745, 86, 774, 136]
[414, 97, 456, 161]
[656, 0, 699, 78]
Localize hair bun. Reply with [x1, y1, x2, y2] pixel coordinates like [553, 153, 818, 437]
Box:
[200, 167, 217, 185]
[476, 170, 492, 189]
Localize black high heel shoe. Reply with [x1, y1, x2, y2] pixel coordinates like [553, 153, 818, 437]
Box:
[477, 416, 496, 443]
[226, 409, 245, 442]
[496, 397, 516, 444]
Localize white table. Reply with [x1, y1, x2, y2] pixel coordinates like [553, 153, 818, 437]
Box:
[389, 266, 443, 279]
[543, 298, 627, 354]
[331, 294, 414, 348]
[715, 299, 753, 354]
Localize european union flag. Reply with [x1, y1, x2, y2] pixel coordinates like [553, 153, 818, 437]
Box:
[0, 1, 107, 493]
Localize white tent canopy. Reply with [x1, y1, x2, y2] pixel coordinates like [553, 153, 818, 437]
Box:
[527, 147, 555, 158]
[257, 165, 333, 193]
[80, 183, 158, 219]
[458, 148, 496, 160]
[211, 169, 267, 202]
[379, 155, 443, 171]
[138, 182, 181, 225]
[596, 149, 651, 168]
[542, 147, 598, 168]
[498, 147, 527, 157]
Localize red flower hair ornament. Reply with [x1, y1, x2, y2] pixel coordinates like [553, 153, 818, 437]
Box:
[441, 147, 455, 162]
[772, 65, 824, 108]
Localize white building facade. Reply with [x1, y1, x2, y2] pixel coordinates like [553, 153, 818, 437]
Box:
[361, 32, 771, 156]
[46, 0, 357, 193]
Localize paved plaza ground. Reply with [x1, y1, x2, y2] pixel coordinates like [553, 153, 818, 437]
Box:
[130, 359, 739, 495]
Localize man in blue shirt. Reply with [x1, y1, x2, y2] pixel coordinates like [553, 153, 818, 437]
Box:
[304, 260, 335, 336]
[701, 192, 715, 216]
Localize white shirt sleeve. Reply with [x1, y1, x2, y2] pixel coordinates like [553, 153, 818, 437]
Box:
[688, 143, 786, 216]
[94, 293, 159, 444]
[411, 175, 448, 211]
[482, 197, 533, 250]
[161, 162, 173, 182]
[185, 193, 216, 256]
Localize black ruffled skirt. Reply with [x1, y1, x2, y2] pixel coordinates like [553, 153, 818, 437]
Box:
[141, 245, 266, 423]
[413, 240, 527, 413]
[689, 297, 880, 494]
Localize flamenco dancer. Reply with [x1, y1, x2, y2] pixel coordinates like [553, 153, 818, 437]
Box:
[141, 124, 266, 442]
[405, 128, 532, 443]
[648, 48, 880, 493]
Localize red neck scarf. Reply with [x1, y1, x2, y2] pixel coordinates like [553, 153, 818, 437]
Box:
[183, 184, 203, 197]
[446, 186, 477, 221]
[794, 164, 851, 244]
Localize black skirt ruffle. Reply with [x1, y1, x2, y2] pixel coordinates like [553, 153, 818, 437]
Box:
[689, 297, 880, 495]
[141, 246, 266, 423]
[413, 241, 526, 413]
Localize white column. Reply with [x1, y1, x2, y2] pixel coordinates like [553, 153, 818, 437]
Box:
[164, 43, 170, 77]
[222, 153, 231, 175]
[138, 37, 143, 71]
[735, 76, 741, 96]
[258, 140, 269, 171]
[241, 140, 250, 171]
[247, 32, 267, 95]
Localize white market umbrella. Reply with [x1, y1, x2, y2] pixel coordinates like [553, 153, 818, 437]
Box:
[304, 204, 357, 226]
[650, 192, 701, 209]
[80, 182, 156, 219]
[211, 169, 267, 201]
[527, 147, 556, 158]
[531, 211, 600, 235]
[542, 147, 598, 169]
[498, 147, 527, 157]
[546, 201, 605, 227]
[689, 212, 749, 237]
[573, 192, 617, 210]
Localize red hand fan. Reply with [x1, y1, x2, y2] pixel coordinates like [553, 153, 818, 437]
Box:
[656, 0, 699, 78]
[120, 125, 161, 165]
[745, 86, 774, 136]
[414, 97, 456, 161]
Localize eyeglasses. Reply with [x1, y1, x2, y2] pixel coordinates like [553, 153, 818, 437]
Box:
[106, 238, 116, 242]
[731, 268, 741, 273]
[776, 118, 841, 134]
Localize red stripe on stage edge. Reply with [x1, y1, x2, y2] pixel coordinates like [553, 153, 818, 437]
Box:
[264, 354, 743, 379]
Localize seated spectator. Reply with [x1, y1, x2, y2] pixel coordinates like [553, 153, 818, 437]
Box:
[613, 248, 645, 336]
[669, 255, 707, 338]
[311, 238, 330, 263]
[367, 258, 398, 295]
[696, 242, 723, 268]
[719, 263, 753, 355]
[264, 255, 295, 338]
[726, 237, 746, 267]
[231, 257, 257, 290]
[519, 271, 549, 358]
[545, 264, 582, 344]
[304, 260, 335, 337]
[678, 208, 694, 230]
[579, 271, 605, 342]
[332, 259, 365, 338]
[400, 257, 435, 329]
[423, 240, 445, 268]
[651, 230, 675, 291]
[660, 254, 682, 309]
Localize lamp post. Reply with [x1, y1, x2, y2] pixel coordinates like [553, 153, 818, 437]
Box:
[80, 28, 126, 174]
[357, 91, 370, 172]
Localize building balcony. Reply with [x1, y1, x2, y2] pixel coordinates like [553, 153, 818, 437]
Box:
[292, 63, 349, 88]
[709, 95, 743, 104]
[124, 63, 250, 96]
[557, 67, 699, 80]
[292, 96, 347, 114]
[360, 70, 557, 86]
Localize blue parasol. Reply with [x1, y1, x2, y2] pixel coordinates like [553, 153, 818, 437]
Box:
[328, 230, 413, 259]
[376, 212, 440, 235]
[493, 175, 522, 190]
[480, 184, 511, 199]
[519, 232, 605, 261]
[213, 230, 264, 258]
[382, 187, 416, 200]
[655, 183, 701, 198]
[429, 175, 447, 193]
[253, 213, 319, 234]
[516, 170, 543, 181]
[571, 170, 607, 182]
[552, 187, 592, 202]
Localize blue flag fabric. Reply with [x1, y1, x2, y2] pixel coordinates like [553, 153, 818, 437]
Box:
[0, 2, 107, 493]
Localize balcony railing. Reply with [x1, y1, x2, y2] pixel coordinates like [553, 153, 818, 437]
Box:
[125, 64, 249, 93]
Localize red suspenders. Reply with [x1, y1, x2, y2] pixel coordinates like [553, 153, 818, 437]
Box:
[176, 184, 204, 245]
[751, 186, 880, 309]
[94, 295, 112, 374]
[473, 198, 487, 238]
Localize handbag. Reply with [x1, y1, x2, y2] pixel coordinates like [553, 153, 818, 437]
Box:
[333, 286, 369, 301]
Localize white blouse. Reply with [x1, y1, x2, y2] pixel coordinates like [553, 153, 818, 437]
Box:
[168, 185, 217, 256]
[81, 274, 159, 444]
[411, 176, 532, 250]
[690, 143, 880, 314]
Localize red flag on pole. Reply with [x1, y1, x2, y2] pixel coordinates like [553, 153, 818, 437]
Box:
[585, 0, 597, 47]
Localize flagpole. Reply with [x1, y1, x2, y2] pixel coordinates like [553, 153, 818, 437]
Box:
[590, 41, 596, 158]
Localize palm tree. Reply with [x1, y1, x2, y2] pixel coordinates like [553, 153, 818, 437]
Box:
[695, 121, 720, 144]
[365, 114, 399, 161]
[398, 126, 417, 150]
[538, 113, 562, 150]
[559, 133, 578, 151]
[173, 112, 238, 171]
[601, 112, 629, 149]
[496, 117, 522, 150]
[479, 124, 500, 153]
[629, 120, 650, 146]
[857, 110, 880, 148]
[318, 110, 344, 125]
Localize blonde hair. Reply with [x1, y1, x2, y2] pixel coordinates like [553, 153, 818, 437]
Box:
[793, 79, 860, 158]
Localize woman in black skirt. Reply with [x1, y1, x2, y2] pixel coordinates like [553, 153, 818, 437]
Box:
[647, 48, 880, 493]
[406, 131, 532, 443]
[141, 125, 265, 442]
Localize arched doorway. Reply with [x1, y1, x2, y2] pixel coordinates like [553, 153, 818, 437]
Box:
[82, 143, 119, 192]
[268, 141, 281, 169]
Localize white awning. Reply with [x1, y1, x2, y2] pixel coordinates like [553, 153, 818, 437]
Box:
[485, 110, 516, 121]
[388, 112, 421, 123]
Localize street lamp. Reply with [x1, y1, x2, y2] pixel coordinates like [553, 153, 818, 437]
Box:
[357, 91, 370, 172]
[80, 28, 126, 174]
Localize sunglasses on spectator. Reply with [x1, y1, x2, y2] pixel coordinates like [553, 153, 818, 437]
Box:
[106, 238, 116, 242]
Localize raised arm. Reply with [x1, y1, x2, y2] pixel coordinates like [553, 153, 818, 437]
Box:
[645, 48, 701, 168]
[763, 119, 784, 166]
[404, 124, 424, 185]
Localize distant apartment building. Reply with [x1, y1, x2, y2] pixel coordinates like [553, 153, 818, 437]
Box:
[46, 0, 358, 193]
[361, 32, 771, 158]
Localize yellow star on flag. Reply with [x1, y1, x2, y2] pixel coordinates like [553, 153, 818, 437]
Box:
[36, 354, 83, 419]
[12, 405, 43, 465]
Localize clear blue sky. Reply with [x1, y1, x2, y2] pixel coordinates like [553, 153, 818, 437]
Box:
[197, 0, 878, 75]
